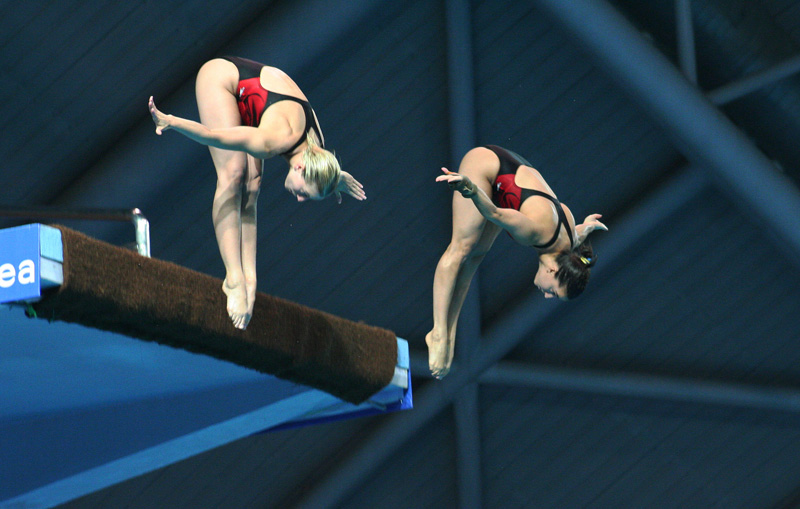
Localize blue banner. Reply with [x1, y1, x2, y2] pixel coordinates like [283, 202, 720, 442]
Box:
[0, 224, 42, 304]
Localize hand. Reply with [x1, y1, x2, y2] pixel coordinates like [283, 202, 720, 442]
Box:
[334, 171, 366, 204]
[581, 213, 608, 233]
[576, 213, 608, 243]
[435, 168, 477, 197]
[148, 96, 171, 135]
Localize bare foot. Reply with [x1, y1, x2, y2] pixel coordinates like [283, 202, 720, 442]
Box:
[426, 329, 454, 379]
[222, 278, 251, 330]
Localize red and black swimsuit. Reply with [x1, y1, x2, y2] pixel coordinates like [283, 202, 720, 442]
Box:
[486, 145, 573, 249]
[222, 56, 324, 155]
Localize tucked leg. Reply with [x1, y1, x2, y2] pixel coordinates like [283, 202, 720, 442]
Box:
[195, 59, 250, 329]
[240, 154, 263, 324]
[427, 166, 498, 378]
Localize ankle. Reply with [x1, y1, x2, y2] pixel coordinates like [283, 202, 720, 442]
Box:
[224, 276, 244, 289]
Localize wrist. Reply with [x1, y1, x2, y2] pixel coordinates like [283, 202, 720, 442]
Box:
[460, 179, 478, 198]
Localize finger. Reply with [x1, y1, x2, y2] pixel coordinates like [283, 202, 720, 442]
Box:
[441, 167, 458, 175]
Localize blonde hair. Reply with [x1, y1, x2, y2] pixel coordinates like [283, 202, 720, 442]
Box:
[302, 133, 341, 198]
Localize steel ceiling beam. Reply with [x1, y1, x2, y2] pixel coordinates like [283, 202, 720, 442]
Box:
[708, 53, 800, 106]
[481, 361, 800, 414]
[446, 0, 482, 506]
[412, 353, 800, 415]
[675, 0, 697, 84]
[533, 0, 800, 264]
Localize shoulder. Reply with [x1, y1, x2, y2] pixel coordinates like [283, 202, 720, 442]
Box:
[525, 200, 577, 251]
[257, 114, 296, 152]
[526, 199, 560, 229]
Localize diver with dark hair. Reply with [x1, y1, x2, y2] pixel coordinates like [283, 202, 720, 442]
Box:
[427, 145, 608, 378]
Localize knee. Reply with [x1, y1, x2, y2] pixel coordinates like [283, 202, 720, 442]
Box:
[216, 163, 246, 190]
[445, 239, 482, 265]
[245, 175, 262, 196]
[469, 250, 488, 265]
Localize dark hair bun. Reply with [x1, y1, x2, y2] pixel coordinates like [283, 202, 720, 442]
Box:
[555, 241, 595, 299]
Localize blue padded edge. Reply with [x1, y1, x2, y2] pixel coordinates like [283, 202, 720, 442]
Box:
[39, 225, 63, 262]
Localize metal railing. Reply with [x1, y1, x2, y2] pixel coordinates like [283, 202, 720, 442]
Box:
[0, 206, 151, 257]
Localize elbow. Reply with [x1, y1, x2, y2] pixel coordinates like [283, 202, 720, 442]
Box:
[204, 129, 226, 148]
[487, 208, 504, 224]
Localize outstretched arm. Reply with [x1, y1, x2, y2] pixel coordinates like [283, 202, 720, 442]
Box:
[149, 96, 274, 159]
[436, 168, 537, 244]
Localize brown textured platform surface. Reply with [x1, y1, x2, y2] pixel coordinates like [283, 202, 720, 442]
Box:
[31, 226, 398, 404]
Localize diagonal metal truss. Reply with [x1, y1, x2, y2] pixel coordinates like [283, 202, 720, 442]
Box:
[535, 0, 800, 263]
[299, 0, 800, 506]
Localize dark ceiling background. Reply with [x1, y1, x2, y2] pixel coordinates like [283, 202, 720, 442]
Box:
[3, 0, 800, 507]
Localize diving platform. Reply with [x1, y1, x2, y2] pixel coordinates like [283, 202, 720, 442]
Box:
[0, 223, 411, 507]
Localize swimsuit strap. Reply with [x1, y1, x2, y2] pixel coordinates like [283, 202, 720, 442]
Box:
[523, 189, 573, 249]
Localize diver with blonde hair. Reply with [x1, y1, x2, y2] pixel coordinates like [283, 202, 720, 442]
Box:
[149, 56, 365, 330]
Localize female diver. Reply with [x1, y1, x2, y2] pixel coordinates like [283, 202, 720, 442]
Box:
[149, 57, 365, 330]
[428, 145, 607, 378]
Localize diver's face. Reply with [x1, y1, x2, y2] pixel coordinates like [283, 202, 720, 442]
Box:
[533, 259, 568, 301]
[284, 167, 322, 202]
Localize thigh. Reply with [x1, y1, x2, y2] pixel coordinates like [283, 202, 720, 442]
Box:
[449, 148, 498, 246]
[195, 59, 246, 170]
[195, 58, 240, 127]
[450, 192, 486, 246]
[474, 219, 502, 254]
